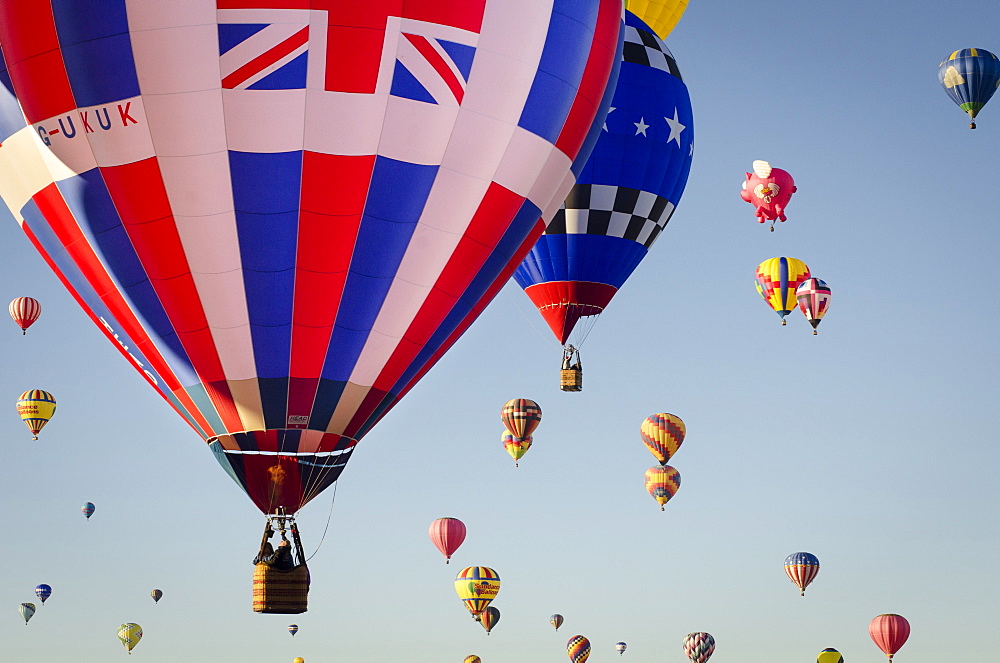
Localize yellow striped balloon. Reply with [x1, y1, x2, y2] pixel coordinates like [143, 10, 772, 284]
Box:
[645, 465, 681, 510]
[16, 390, 56, 440]
[624, 0, 689, 40]
[640, 413, 685, 465]
[454, 566, 501, 618]
[754, 257, 811, 325]
[117, 623, 142, 654]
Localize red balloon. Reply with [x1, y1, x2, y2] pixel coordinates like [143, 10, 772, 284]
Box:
[869, 614, 910, 660]
[428, 517, 467, 564]
[8, 297, 41, 334]
[740, 160, 797, 229]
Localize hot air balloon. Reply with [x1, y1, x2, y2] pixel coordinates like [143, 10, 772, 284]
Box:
[514, 11, 693, 385]
[464, 657, 482, 663]
[19, 602, 35, 625]
[550, 614, 564, 631]
[784, 552, 820, 596]
[0, 0, 622, 542]
[567, 635, 592, 663]
[645, 465, 680, 510]
[616, 641, 627, 655]
[796, 278, 831, 335]
[8, 297, 40, 334]
[34, 584, 51, 604]
[740, 161, 797, 230]
[501, 399, 542, 441]
[624, 0, 689, 39]
[502, 430, 532, 467]
[640, 413, 685, 465]
[293, 658, 305, 663]
[288, 624, 298, 637]
[454, 566, 500, 619]
[938, 48, 1000, 128]
[118, 623, 143, 655]
[151, 589, 162, 604]
[480, 606, 500, 635]
[16, 390, 55, 440]
[683, 632, 715, 663]
[755, 257, 811, 325]
[82, 502, 95, 520]
[869, 614, 910, 661]
[818, 648, 844, 663]
[429, 517, 467, 564]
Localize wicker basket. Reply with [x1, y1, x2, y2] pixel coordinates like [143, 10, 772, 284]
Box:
[252, 563, 309, 614]
[560, 368, 583, 392]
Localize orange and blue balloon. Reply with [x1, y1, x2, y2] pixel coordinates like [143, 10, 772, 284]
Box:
[567, 635, 592, 663]
[938, 48, 1000, 128]
[784, 552, 820, 596]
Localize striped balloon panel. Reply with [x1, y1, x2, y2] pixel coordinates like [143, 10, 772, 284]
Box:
[682, 632, 715, 663]
[567, 635, 592, 663]
[501, 398, 542, 440]
[869, 614, 910, 657]
[640, 413, 685, 464]
[0, 0, 623, 513]
[624, 0, 689, 39]
[817, 648, 843, 663]
[515, 12, 693, 344]
[82, 502, 95, 518]
[8, 296, 41, 331]
[480, 606, 500, 633]
[938, 48, 1000, 117]
[34, 584, 51, 602]
[454, 566, 500, 614]
[16, 389, 56, 435]
[550, 614, 564, 630]
[19, 603, 35, 623]
[754, 257, 810, 320]
[796, 278, 831, 328]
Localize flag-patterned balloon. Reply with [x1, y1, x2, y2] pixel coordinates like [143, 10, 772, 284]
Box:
[683, 632, 715, 663]
[8, 297, 40, 335]
[0, 0, 623, 516]
[755, 257, 811, 324]
[19, 603, 35, 625]
[502, 431, 532, 467]
[796, 278, 831, 334]
[118, 623, 143, 654]
[817, 648, 844, 663]
[869, 614, 910, 661]
[480, 606, 500, 635]
[16, 390, 56, 440]
[567, 635, 592, 663]
[82, 502, 95, 520]
[640, 413, 685, 465]
[645, 465, 681, 510]
[34, 584, 51, 604]
[501, 399, 542, 441]
[784, 552, 820, 596]
[550, 614, 564, 631]
[454, 566, 501, 618]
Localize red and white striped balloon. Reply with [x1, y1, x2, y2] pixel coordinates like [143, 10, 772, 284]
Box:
[8, 297, 41, 335]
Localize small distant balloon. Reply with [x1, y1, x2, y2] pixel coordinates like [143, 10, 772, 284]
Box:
[293, 658, 305, 663]
[464, 657, 482, 663]
[644, 465, 681, 510]
[429, 517, 467, 564]
[19, 602, 35, 625]
[567, 635, 592, 663]
[640, 413, 685, 465]
[501, 399, 542, 440]
[616, 641, 627, 655]
[550, 614, 564, 631]
[502, 431, 532, 467]
[16, 390, 56, 440]
[34, 584, 51, 604]
[818, 648, 844, 663]
[288, 624, 298, 637]
[683, 632, 715, 663]
[480, 606, 500, 635]
[869, 614, 910, 661]
[118, 623, 143, 654]
[8, 297, 41, 335]
[784, 552, 820, 596]
[796, 278, 831, 334]
[151, 589, 163, 604]
[82, 502, 95, 520]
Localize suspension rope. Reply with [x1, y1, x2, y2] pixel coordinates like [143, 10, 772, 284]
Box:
[305, 480, 338, 562]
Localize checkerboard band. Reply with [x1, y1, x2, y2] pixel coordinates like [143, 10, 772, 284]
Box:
[545, 184, 674, 248]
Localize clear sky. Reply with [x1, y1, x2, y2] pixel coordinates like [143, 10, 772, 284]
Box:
[1, 1, 998, 662]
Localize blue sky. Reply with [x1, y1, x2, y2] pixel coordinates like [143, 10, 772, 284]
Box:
[1, 1, 999, 662]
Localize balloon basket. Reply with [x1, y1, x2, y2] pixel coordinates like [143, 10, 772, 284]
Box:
[560, 368, 583, 392]
[252, 511, 310, 614]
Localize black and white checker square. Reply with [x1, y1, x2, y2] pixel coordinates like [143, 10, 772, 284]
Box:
[545, 184, 676, 248]
[622, 25, 682, 80]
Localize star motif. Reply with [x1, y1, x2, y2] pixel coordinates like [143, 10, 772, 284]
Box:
[665, 108, 686, 146]
[602, 107, 616, 131]
[634, 117, 649, 136]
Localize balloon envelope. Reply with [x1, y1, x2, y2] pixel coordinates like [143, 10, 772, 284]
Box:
[755, 257, 811, 323]
[640, 413, 685, 465]
[34, 584, 51, 604]
[550, 614, 564, 631]
[150, 589, 162, 603]
[0, 0, 622, 515]
[817, 648, 844, 663]
[784, 551, 820, 596]
[118, 623, 143, 653]
[567, 635, 592, 663]
[16, 390, 56, 440]
[501, 399, 542, 440]
[796, 278, 831, 332]
[616, 641, 627, 654]
[454, 566, 500, 617]
[624, 0, 689, 39]
[645, 465, 681, 510]
[429, 517, 467, 563]
[869, 614, 910, 659]
[8, 297, 40, 334]
[480, 606, 500, 634]
[288, 624, 298, 637]
[938, 48, 1000, 126]
[683, 632, 715, 663]
[502, 431, 532, 465]
[82, 502, 95, 519]
[19, 603, 35, 624]
[464, 657, 482, 663]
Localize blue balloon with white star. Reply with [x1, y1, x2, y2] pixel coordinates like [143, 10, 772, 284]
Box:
[514, 11, 694, 347]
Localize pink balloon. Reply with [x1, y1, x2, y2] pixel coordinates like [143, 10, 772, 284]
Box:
[869, 614, 910, 660]
[428, 517, 467, 564]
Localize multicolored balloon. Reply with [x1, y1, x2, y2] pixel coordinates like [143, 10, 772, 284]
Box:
[288, 624, 298, 637]
[616, 641, 627, 655]
[501, 399, 542, 441]
[454, 567, 501, 618]
[938, 48, 1000, 128]
[869, 614, 910, 661]
[429, 517, 467, 564]
[550, 614, 564, 631]
[624, 0, 689, 39]
[645, 465, 681, 510]
[151, 589, 162, 604]
[480, 606, 500, 635]
[19, 602, 35, 625]
[502, 431, 532, 467]
[755, 257, 811, 325]
[118, 623, 143, 654]
[683, 632, 715, 663]
[784, 552, 820, 596]
[82, 502, 95, 520]
[741, 161, 797, 230]
[567, 635, 592, 663]
[34, 584, 51, 604]
[0, 0, 623, 516]
[640, 413, 685, 465]
[8, 297, 40, 335]
[818, 648, 844, 663]
[464, 657, 482, 663]
[16, 390, 56, 440]
[515, 12, 694, 349]
[796, 278, 831, 335]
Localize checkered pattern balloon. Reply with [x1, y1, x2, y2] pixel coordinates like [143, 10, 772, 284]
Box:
[501, 399, 542, 441]
[567, 635, 592, 663]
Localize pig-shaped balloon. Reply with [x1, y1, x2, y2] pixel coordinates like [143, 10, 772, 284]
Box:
[740, 161, 797, 230]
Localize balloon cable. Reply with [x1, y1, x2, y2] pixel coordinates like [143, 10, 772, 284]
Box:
[504, 287, 561, 350]
[305, 480, 338, 562]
